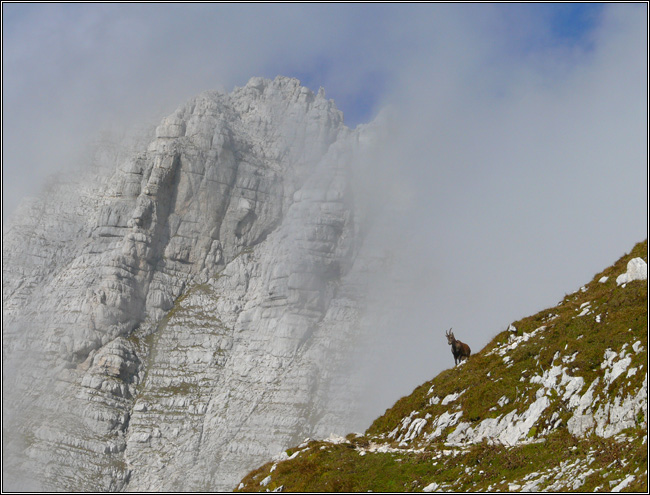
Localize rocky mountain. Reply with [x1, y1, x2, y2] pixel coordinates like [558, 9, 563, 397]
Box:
[236, 241, 648, 492]
[2, 76, 386, 491]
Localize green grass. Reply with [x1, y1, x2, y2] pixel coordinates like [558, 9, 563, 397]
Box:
[238, 440, 440, 493]
[237, 428, 647, 492]
[235, 240, 648, 492]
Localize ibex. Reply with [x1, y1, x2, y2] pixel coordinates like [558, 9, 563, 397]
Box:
[446, 328, 471, 366]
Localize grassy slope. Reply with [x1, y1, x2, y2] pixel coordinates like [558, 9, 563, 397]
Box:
[236, 241, 648, 492]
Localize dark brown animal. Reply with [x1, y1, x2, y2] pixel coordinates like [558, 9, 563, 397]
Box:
[446, 328, 471, 366]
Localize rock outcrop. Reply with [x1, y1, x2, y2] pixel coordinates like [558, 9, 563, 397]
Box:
[2, 76, 382, 491]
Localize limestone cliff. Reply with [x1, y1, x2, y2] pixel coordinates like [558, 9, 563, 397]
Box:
[2, 76, 383, 491]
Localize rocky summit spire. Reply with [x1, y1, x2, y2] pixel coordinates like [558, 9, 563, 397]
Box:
[2, 76, 381, 491]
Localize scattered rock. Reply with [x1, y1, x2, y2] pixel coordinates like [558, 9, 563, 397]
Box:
[616, 257, 647, 285]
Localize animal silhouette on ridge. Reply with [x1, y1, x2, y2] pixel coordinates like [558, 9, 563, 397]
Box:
[446, 328, 471, 366]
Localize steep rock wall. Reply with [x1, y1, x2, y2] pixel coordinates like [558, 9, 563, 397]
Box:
[2, 76, 381, 491]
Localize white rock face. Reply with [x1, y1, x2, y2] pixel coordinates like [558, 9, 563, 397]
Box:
[391, 317, 647, 454]
[2, 76, 383, 491]
[616, 257, 647, 285]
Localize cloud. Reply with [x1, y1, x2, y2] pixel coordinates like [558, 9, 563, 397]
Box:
[2, 4, 399, 217]
[348, 3, 647, 419]
[2, 3, 647, 425]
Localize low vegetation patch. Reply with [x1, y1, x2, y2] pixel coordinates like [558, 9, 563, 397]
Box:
[236, 241, 648, 492]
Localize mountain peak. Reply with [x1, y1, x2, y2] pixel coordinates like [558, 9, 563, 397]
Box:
[2, 77, 378, 491]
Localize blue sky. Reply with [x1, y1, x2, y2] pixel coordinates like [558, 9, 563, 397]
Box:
[2, 3, 647, 422]
[547, 3, 604, 42]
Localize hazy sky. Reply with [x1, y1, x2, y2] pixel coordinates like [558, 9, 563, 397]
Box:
[2, 3, 648, 422]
